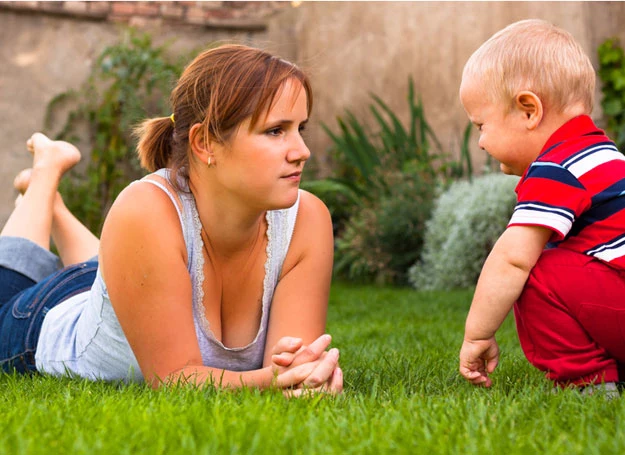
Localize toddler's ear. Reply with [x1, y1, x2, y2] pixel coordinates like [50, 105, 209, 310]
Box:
[515, 91, 543, 130]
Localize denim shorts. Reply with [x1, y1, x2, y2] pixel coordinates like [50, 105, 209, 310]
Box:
[0, 237, 98, 373]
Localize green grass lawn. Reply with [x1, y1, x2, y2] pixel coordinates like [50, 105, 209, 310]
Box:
[1, 283, 623, 454]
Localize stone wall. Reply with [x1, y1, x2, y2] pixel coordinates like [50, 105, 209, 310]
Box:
[2, 2, 625, 227]
[0, 2, 285, 226]
[0, 1, 286, 28]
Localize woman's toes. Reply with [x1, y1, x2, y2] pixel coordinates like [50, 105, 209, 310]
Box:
[13, 168, 32, 194]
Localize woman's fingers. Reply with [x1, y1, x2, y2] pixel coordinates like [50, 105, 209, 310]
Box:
[272, 335, 338, 389]
[289, 334, 332, 367]
[271, 334, 333, 369]
[302, 348, 339, 388]
[276, 347, 339, 388]
[271, 337, 303, 355]
[270, 337, 303, 368]
[326, 366, 343, 394]
[275, 360, 319, 388]
[282, 365, 344, 398]
[272, 352, 296, 367]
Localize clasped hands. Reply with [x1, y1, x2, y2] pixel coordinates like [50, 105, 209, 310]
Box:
[270, 334, 343, 397]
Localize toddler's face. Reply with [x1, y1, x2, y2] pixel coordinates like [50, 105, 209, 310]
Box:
[459, 75, 536, 176]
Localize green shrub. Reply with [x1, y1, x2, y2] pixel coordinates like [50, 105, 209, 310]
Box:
[303, 78, 473, 285]
[598, 38, 625, 152]
[302, 77, 452, 236]
[334, 165, 437, 285]
[408, 173, 519, 290]
[44, 29, 189, 234]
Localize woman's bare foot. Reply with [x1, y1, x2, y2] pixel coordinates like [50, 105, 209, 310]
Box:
[13, 168, 32, 207]
[26, 133, 81, 175]
[13, 168, 32, 195]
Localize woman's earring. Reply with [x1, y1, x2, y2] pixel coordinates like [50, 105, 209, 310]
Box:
[207, 156, 212, 168]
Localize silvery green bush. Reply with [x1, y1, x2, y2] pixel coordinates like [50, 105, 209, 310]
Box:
[408, 173, 519, 290]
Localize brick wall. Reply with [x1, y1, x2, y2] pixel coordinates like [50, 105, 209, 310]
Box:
[0, 1, 288, 30]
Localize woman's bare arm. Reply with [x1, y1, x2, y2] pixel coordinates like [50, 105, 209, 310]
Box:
[100, 183, 329, 389]
[262, 190, 342, 392]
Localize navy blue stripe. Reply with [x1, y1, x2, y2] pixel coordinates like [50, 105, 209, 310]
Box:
[569, 195, 625, 237]
[526, 163, 585, 189]
[586, 232, 625, 255]
[591, 177, 625, 205]
[562, 141, 617, 168]
[515, 201, 575, 221]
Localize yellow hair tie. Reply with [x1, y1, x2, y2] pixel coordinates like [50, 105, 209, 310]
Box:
[169, 114, 175, 125]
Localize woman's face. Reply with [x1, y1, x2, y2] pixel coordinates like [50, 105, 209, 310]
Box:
[210, 78, 311, 211]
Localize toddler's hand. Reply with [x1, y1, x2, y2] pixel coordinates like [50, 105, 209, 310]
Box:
[459, 337, 499, 387]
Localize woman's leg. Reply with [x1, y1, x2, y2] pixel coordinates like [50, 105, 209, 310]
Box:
[1, 133, 80, 249]
[51, 194, 100, 266]
[14, 169, 100, 266]
[8, 133, 100, 266]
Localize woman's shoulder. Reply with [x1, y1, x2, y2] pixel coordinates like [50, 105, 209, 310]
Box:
[111, 176, 181, 219]
[277, 189, 333, 275]
[101, 176, 187, 252]
[293, 189, 332, 229]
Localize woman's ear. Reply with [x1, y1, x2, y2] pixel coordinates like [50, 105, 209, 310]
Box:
[515, 91, 543, 130]
[189, 123, 213, 165]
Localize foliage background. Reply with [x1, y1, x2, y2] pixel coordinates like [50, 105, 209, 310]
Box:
[409, 173, 519, 290]
[45, 30, 189, 234]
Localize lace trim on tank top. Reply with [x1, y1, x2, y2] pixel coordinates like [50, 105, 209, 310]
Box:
[136, 169, 288, 353]
[190, 200, 273, 351]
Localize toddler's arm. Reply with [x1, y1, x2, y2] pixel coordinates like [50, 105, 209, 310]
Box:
[459, 225, 552, 386]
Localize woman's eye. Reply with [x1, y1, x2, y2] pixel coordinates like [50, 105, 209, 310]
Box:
[267, 128, 283, 136]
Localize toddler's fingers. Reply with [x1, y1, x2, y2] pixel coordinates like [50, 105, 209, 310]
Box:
[486, 358, 498, 374]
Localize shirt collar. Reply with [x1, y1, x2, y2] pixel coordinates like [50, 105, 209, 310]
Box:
[516, 115, 602, 194]
[540, 115, 602, 154]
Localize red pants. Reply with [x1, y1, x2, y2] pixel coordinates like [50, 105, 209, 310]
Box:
[514, 248, 625, 386]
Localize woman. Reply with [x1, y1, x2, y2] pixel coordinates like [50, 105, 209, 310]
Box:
[0, 44, 342, 395]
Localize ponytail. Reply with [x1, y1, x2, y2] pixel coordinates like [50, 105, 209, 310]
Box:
[134, 116, 175, 172]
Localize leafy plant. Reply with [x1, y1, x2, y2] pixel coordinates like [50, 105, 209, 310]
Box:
[598, 38, 625, 152]
[307, 76, 443, 205]
[334, 166, 437, 285]
[408, 173, 519, 290]
[44, 29, 187, 234]
[444, 122, 474, 181]
[302, 77, 474, 284]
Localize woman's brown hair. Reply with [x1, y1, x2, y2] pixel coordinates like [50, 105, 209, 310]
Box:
[134, 44, 313, 188]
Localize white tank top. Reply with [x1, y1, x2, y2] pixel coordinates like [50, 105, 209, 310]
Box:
[35, 169, 300, 381]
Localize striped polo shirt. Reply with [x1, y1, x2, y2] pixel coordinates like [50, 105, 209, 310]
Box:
[509, 115, 625, 269]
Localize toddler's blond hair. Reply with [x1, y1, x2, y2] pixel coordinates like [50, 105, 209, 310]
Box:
[462, 19, 595, 114]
